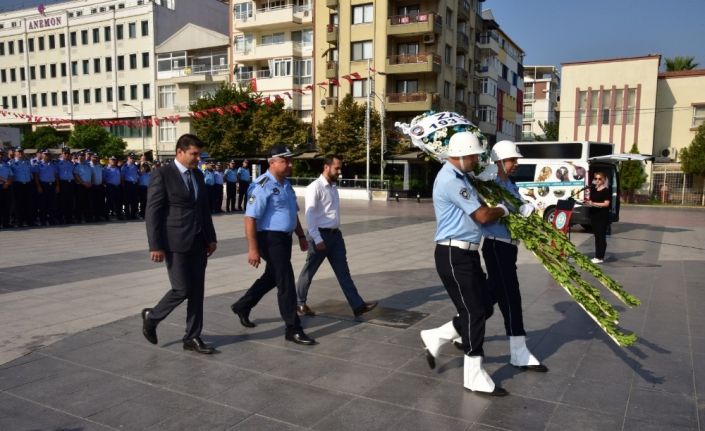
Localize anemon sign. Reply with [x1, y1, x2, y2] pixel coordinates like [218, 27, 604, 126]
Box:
[27, 16, 63, 31]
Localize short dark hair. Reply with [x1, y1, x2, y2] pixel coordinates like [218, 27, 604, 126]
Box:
[323, 154, 342, 167]
[175, 134, 204, 153]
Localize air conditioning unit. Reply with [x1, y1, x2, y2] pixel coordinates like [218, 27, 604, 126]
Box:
[423, 34, 435, 44]
[659, 147, 678, 161]
[320, 98, 328, 108]
[303, 10, 310, 17]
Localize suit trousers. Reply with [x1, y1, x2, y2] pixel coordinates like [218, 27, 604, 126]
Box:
[435, 245, 490, 357]
[149, 233, 208, 341]
[232, 231, 301, 334]
[482, 239, 526, 337]
[296, 229, 364, 310]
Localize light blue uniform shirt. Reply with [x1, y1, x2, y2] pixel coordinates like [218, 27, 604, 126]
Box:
[57, 159, 75, 181]
[203, 170, 215, 186]
[224, 168, 237, 182]
[138, 172, 150, 187]
[237, 166, 251, 182]
[121, 163, 139, 183]
[0, 161, 13, 184]
[214, 171, 224, 185]
[433, 161, 483, 243]
[104, 166, 121, 185]
[246, 170, 298, 233]
[10, 159, 33, 183]
[90, 162, 103, 185]
[74, 162, 92, 183]
[481, 177, 522, 240]
[37, 160, 58, 183]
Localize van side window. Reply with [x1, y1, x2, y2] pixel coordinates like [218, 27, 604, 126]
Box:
[511, 164, 536, 183]
[589, 144, 612, 158]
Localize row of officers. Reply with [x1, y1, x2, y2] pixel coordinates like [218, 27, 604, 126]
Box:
[0, 146, 252, 228]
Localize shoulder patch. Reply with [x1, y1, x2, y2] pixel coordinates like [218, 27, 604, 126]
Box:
[459, 188, 469, 199]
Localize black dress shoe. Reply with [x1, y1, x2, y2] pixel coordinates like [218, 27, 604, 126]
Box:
[515, 364, 549, 372]
[231, 304, 256, 328]
[183, 337, 215, 354]
[141, 308, 158, 345]
[285, 332, 317, 345]
[353, 301, 378, 317]
[472, 387, 509, 397]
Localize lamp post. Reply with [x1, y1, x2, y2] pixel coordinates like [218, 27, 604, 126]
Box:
[365, 59, 371, 199]
[122, 101, 145, 156]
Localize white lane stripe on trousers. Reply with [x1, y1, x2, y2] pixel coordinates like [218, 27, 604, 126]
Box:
[448, 246, 473, 353]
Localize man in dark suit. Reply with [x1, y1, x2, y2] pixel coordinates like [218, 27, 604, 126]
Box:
[141, 134, 218, 354]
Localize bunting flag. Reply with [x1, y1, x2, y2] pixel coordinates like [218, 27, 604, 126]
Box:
[329, 78, 340, 87]
[283, 92, 292, 99]
[250, 77, 257, 91]
[340, 74, 352, 84]
[350, 72, 362, 79]
[304, 85, 314, 91]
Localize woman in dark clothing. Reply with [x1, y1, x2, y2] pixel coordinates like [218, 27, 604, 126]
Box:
[586, 171, 611, 263]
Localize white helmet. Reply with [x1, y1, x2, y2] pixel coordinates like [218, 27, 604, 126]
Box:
[490, 140, 523, 162]
[447, 132, 484, 157]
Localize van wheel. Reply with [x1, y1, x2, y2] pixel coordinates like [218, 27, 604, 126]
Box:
[580, 224, 593, 232]
[543, 207, 556, 224]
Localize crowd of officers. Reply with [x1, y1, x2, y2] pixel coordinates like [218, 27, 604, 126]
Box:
[0, 145, 253, 229]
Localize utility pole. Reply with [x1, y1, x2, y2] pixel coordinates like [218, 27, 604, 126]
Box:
[365, 58, 371, 199]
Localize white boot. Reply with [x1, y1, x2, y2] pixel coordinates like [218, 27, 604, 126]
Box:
[464, 355, 507, 396]
[420, 320, 458, 369]
[509, 336, 547, 371]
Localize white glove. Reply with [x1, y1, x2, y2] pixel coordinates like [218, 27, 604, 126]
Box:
[495, 203, 509, 217]
[519, 203, 535, 218]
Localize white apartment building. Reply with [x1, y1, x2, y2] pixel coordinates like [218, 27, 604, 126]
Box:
[522, 65, 559, 140]
[0, 0, 228, 156]
[230, 0, 314, 123]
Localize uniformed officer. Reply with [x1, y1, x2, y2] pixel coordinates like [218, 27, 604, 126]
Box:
[420, 132, 510, 396]
[104, 156, 123, 219]
[230, 144, 316, 345]
[121, 153, 140, 219]
[89, 153, 106, 221]
[56, 148, 76, 224]
[224, 160, 238, 212]
[137, 163, 151, 218]
[0, 148, 13, 228]
[35, 150, 59, 225]
[73, 152, 93, 223]
[213, 162, 224, 213]
[10, 147, 35, 227]
[236, 159, 251, 211]
[203, 162, 216, 213]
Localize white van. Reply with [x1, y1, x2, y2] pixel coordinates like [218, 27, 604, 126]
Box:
[510, 141, 652, 227]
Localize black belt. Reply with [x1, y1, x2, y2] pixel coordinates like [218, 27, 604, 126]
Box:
[319, 227, 340, 233]
[41, 181, 55, 185]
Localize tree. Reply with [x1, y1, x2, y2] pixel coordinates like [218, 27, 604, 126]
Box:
[68, 123, 127, 158]
[680, 122, 705, 176]
[22, 126, 68, 149]
[619, 143, 648, 202]
[665, 56, 699, 71]
[316, 94, 381, 163]
[535, 119, 559, 141]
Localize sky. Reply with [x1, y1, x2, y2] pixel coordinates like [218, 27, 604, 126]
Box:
[484, 0, 705, 71]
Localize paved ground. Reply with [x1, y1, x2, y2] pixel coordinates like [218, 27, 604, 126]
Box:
[0, 202, 704, 430]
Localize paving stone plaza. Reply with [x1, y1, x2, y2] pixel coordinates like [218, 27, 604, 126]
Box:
[1, 202, 704, 430]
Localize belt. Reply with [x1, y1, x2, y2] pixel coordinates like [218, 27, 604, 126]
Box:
[485, 236, 520, 246]
[436, 239, 480, 251]
[41, 181, 55, 185]
[319, 227, 340, 233]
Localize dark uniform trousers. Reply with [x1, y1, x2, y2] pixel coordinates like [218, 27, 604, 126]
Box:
[58, 180, 75, 223]
[0, 185, 12, 227]
[138, 185, 148, 218]
[148, 232, 208, 341]
[481, 239, 526, 337]
[225, 181, 237, 211]
[38, 182, 57, 224]
[74, 183, 91, 222]
[123, 181, 138, 218]
[435, 244, 492, 357]
[106, 184, 122, 218]
[91, 184, 107, 221]
[237, 180, 250, 210]
[12, 181, 33, 226]
[215, 184, 224, 212]
[232, 230, 302, 334]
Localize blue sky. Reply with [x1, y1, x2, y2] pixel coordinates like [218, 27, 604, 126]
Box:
[485, 0, 705, 70]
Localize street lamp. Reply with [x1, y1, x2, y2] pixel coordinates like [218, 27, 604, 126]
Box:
[365, 63, 387, 197]
[122, 101, 145, 156]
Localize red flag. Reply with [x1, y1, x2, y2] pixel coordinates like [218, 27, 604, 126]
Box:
[292, 89, 305, 95]
[250, 77, 257, 91]
[329, 78, 340, 87]
[283, 92, 292, 99]
[316, 81, 328, 89]
[340, 74, 352, 84]
[369, 67, 376, 73]
[350, 72, 362, 79]
[304, 85, 314, 91]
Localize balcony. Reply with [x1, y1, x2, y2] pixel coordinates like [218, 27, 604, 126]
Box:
[233, 5, 312, 31]
[386, 53, 441, 74]
[522, 131, 535, 141]
[157, 64, 229, 84]
[234, 41, 310, 62]
[326, 0, 337, 8]
[476, 31, 500, 54]
[455, 67, 468, 87]
[456, 32, 469, 52]
[458, 0, 470, 21]
[387, 12, 441, 36]
[326, 24, 338, 44]
[524, 92, 535, 101]
[385, 92, 439, 112]
[326, 60, 337, 79]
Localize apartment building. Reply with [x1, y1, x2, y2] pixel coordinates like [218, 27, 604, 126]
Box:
[230, 0, 314, 123]
[313, 0, 486, 139]
[521, 65, 559, 140]
[0, 0, 228, 156]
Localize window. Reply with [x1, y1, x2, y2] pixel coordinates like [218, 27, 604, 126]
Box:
[116, 24, 124, 40]
[11, 96, 18, 109]
[293, 58, 312, 84]
[693, 105, 705, 128]
[159, 122, 177, 142]
[141, 20, 149, 36]
[118, 86, 125, 101]
[117, 55, 125, 70]
[480, 78, 496, 97]
[38, 36, 44, 51]
[20, 67, 25, 81]
[81, 30, 88, 45]
[82, 59, 89, 75]
[93, 28, 100, 43]
[39, 65, 46, 79]
[0, 42, 3, 55]
[83, 89, 91, 104]
[0, 70, 5, 83]
[71, 61, 78, 76]
[261, 32, 284, 45]
[41, 93, 47, 107]
[50, 63, 56, 78]
[395, 79, 418, 93]
[128, 22, 136, 38]
[233, 2, 253, 20]
[105, 56, 113, 72]
[143, 83, 150, 99]
[577, 90, 587, 126]
[291, 29, 312, 47]
[352, 80, 367, 97]
[476, 106, 497, 124]
[272, 58, 292, 77]
[106, 87, 113, 102]
[351, 40, 372, 60]
[1, 97, 7, 108]
[142, 52, 150, 68]
[31, 94, 37, 108]
[130, 84, 138, 100]
[443, 81, 451, 98]
[51, 92, 58, 106]
[70, 32, 77, 47]
[445, 7, 453, 28]
[72, 90, 79, 105]
[60, 63, 67, 77]
[59, 34, 65, 48]
[8, 41, 14, 54]
[397, 43, 418, 55]
[10, 68, 16, 82]
[127, 53, 136, 69]
[445, 44, 452, 64]
[18, 40, 23, 53]
[62, 91, 68, 105]
[234, 34, 253, 53]
[94, 58, 101, 73]
[28, 38, 34, 52]
[626, 88, 636, 124]
[601, 90, 612, 124]
[352, 4, 373, 24]
[29, 66, 36, 80]
[104, 26, 111, 41]
[158, 85, 176, 108]
[589, 91, 598, 126]
[49, 35, 55, 49]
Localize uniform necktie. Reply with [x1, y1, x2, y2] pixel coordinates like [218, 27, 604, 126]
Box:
[185, 169, 195, 201]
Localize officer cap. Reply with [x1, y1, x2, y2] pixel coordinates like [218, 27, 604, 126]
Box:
[42, 149, 50, 154]
[229, 159, 236, 163]
[16, 147, 24, 152]
[62, 147, 71, 153]
[269, 145, 293, 159]
[127, 153, 135, 158]
[109, 156, 117, 160]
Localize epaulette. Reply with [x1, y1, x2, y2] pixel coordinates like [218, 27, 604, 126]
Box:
[256, 176, 269, 187]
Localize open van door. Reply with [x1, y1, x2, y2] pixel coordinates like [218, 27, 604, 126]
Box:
[588, 154, 654, 223]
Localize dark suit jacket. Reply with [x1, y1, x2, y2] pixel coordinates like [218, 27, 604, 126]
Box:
[146, 163, 217, 253]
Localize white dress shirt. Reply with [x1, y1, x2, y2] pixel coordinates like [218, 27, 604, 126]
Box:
[305, 174, 340, 244]
[173, 159, 199, 199]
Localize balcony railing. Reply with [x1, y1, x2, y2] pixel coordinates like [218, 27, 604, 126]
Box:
[456, 67, 468, 85]
[387, 92, 431, 103]
[387, 53, 441, 65]
[326, 60, 337, 79]
[387, 12, 442, 36]
[456, 32, 469, 51]
[326, 24, 338, 44]
[524, 92, 535, 101]
[389, 12, 440, 26]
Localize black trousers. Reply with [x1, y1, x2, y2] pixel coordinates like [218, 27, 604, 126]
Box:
[592, 211, 609, 259]
[12, 182, 33, 226]
[74, 184, 91, 222]
[38, 182, 57, 224]
[91, 184, 107, 220]
[482, 239, 526, 337]
[435, 245, 490, 357]
[138, 186, 148, 217]
[149, 233, 208, 341]
[0, 185, 12, 227]
[237, 180, 250, 210]
[106, 184, 122, 218]
[225, 182, 237, 211]
[123, 182, 138, 218]
[58, 180, 74, 223]
[232, 231, 301, 334]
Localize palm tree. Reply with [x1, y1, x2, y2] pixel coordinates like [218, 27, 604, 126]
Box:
[665, 56, 699, 71]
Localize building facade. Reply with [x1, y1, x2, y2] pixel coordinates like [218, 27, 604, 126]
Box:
[0, 0, 228, 156]
[521, 65, 559, 140]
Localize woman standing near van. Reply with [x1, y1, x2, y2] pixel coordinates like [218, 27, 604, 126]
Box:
[586, 171, 610, 263]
